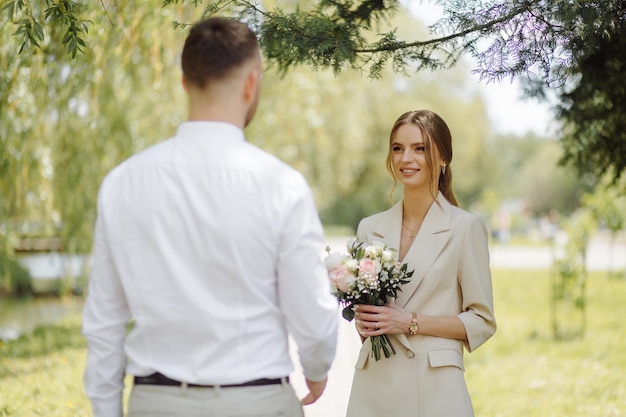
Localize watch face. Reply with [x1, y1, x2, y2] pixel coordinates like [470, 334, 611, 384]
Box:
[409, 323, 418, 333]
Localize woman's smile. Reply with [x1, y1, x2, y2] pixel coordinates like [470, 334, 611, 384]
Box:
[399, 167, 420, 175]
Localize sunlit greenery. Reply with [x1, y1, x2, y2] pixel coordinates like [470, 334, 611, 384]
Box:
[1, 1, 624, 298]
[1, 268, 625, 416]
[466, 269, 626, 417]
[0, 3, 495, 257]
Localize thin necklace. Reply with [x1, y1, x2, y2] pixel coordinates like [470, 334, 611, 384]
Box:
[402, 222, 419, 239]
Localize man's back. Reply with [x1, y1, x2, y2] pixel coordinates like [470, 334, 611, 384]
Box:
[83, 122, 337, 404]
[82, 17, 337, 417]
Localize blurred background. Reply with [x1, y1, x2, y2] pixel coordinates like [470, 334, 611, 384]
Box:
[1, 1, 624, 416]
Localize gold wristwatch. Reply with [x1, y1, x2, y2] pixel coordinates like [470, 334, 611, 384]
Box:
[409, 312, 419, 335]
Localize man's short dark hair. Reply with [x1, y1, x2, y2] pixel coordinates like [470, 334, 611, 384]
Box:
[181, 17, 259, 89]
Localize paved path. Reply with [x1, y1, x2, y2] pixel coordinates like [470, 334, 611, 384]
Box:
[324, 233, 626, 271]
[289, 317, 361, 417]
[489, 232, 626, 271]
[287, 234, 626, 417]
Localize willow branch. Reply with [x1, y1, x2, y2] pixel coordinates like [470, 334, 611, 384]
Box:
[99, 0, 114, 26]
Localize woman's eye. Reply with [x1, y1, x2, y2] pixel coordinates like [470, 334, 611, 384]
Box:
[392, 146, 402, 152]
[415, 146, 425, 152]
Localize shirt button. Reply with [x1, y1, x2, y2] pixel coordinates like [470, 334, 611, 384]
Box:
[406, 350, 415, 358]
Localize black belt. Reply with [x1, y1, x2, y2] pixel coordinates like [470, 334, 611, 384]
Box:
[134, 372, 289, 388]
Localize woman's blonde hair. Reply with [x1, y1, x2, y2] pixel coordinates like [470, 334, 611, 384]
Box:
[385, 110, 458, 206]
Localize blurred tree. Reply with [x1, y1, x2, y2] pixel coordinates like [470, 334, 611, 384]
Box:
[248, 56, 492, 231]
[486, 133, 593, 217]
[519, 140, 590, 216]
[5, 0, 624, 180]
[582, 174, 626, 277]
[556, 30, 626, 183]
[1, 1, 494, 262]
[490, 133, 546, 198]
[1, 2, 191, 255]
[551, 207, 596, 340]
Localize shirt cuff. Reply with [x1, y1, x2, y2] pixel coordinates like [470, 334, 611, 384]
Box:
[91, 398, 124, 417]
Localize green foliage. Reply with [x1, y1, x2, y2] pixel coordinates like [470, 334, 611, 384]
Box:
[583, 175, 626, 236]
[3, 0, 625, 179]
[0, 234, 32, 296]
[0, 317, 84, 367]
[0, 254, 32, 297]
[582, 175, 626, 276]
[2, 0, 616, 275]
[44, 0, 91, 58]
[487, 133, 592, 217]
[520, 140, 589, 216]
[557, 18, 626, 182]
[2, 0, 45, 52]
[550, 207, 597, 340]
[552, 254, 586, 339]
[1, 2, 191, 256]
[247, 15, 493, 227]
[1, 2, 496, 280]
[2, 0, 91, 57]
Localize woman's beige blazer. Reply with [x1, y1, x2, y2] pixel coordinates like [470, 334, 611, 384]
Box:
[346, 193, 497, 417]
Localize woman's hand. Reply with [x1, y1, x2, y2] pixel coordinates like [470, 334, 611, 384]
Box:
[354, 303, 412, 337]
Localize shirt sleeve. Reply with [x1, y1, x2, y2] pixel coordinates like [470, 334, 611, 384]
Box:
[82, 186, 131, 417]
[457, 216, 497, 352]
[275, 181, 338, 382]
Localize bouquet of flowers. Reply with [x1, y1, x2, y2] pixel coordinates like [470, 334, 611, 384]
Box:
[324, 239, 414, 360]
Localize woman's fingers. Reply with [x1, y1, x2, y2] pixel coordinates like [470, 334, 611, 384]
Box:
[356, 304, 411, 335]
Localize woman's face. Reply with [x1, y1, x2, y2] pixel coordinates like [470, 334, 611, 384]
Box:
[390, 123, 438, 190]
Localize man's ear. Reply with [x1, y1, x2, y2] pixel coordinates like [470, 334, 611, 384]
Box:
[181, 74, 189, 93]
[242, 69, 260, 103]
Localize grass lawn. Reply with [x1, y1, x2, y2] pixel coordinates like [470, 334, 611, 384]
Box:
[1, 269, 625, 416]
[466, 269, 626, 417]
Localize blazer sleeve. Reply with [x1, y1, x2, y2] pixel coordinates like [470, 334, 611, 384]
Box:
[457, 215, 497, 352]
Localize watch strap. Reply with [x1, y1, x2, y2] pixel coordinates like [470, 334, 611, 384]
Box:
[409, 312, 419, 335]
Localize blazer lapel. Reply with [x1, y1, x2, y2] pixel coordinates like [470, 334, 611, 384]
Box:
[368, 200, 402, 251]
[394, 193, 452, 308]
[359, 196, 451, 357]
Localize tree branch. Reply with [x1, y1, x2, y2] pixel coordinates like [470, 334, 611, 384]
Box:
[99, 0, 114, 26]
[352, 3, 530, 54]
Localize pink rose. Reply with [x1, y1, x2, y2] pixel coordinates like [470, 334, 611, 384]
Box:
[329, 265, 355, 292]
[358, 258, 379, 275]
[358, 258, 380, 286]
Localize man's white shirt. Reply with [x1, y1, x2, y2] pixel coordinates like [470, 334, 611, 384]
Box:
[82, 121, 338, 417]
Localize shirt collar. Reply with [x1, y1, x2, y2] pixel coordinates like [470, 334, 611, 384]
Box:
[176, 121, 245, 143]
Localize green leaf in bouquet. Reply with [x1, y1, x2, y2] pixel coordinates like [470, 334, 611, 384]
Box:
[342, 304, 355, 321]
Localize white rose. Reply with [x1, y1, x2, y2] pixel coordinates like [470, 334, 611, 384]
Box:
[324, 253, 347, 270]
[345, 258, 359, 272]
[382, 249, 395, 262]
[364, 244, 379, 257]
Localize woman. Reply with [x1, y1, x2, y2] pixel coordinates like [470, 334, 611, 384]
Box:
[347, 110, 497, 417]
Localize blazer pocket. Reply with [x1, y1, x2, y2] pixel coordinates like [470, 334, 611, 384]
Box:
[427, 349, 465, 371]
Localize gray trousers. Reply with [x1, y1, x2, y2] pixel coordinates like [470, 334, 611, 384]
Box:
[127, 379, 304, 417]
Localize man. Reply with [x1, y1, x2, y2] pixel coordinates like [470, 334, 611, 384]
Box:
[82, 17, 338, 417]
